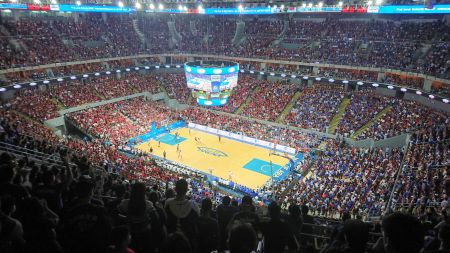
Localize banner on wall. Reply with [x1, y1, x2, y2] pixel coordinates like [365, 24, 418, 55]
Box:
[54, 4, 135, 13]
[368, 4, 450, 13]
[0, 3, 27, 9]
[1, 2, 450, 15]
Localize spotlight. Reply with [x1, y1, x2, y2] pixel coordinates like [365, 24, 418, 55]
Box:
[135, 2, 141, 9]
[158, 3, 164, 10]
[149, 3, 155, 9]
[338, 1, 343, 6]
[118, 1, 124, 8]
[76, 0, 81, 6]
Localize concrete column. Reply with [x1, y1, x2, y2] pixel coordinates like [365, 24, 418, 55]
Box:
[443, 15, 450, 26]
[13, 10, 21, 22]
[423, 79, 432, 92]
[260, 62, 266, 71]
[102, 13, 108, 22]
[344, 83, 349, 91]
[307, 79, 313, 87]
[72, 12, 79, 23]
[312, 66, 319, 75]
[116, 72, 122, 79]
[377, 72, 385, 82]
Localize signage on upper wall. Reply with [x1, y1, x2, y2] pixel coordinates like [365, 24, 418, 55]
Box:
[1, 3, 450, 14]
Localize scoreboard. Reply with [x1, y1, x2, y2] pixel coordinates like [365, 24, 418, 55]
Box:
[184, 61, 239, 106]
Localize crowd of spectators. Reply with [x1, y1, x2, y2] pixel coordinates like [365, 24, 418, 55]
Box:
[1, 15, 449, 81]
[155, 74, 191, 104]
[50, 81, 102, 108]
[119, 97, 176, 131]
[384, 72, 424, 89]
[213, 75, 260, 113]
[286, 83, 345, 132]
[10, 88, 60, 122]
[336, 89, 391, 137]
[241, 81, 296, 121]
[392, 122, 449, 211]
[281, 139, 402, 218]
[358, 99, 448, 140]
[67, 102, 143, 145]
[1, 70, 450, 253]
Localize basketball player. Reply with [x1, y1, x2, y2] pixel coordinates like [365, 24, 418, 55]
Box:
[218, 135, 221, 142]
[177, 144, 180, 152]
[158, 139, 161, 147]
[163, 150, 166, 159]
[228, 170, 233, 181]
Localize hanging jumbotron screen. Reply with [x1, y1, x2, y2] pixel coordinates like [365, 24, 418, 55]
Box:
[184, 61, 239, 106]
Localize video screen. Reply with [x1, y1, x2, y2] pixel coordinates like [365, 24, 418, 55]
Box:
[185, 70, 238, 92]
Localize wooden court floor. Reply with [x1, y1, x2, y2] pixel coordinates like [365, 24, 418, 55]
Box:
[135, 128, 290, 189]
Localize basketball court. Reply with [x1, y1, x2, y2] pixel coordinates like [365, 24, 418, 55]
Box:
[134, 127, 291, 189]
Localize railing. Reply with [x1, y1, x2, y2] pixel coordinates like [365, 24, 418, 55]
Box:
[0, 141, 67, 167]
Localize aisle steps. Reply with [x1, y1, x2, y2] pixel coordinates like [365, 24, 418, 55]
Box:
[351, 106, 392, 139]
[327, 98, 350, 134]
[276, 91, 302, 123]
[236, 86, 260, 115]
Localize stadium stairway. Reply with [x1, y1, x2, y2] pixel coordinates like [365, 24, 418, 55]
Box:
[13, 110, 42, 124]
[351, 106, 392, 139]
[327, 98, 350, 134]
[276, 91, 302, 123]
[93, 89, 106, 100]
[132, 18, 148, 48]
[52, 98, 66, 110]
[187, 95, 193, 105]
[236, 86, 260, 115]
